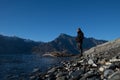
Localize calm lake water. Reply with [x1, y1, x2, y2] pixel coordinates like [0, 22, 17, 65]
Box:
[0, 54, 72, 80]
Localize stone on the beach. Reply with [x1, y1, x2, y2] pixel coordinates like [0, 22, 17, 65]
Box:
[56, 72, 67, 78]
[104, 69, 114, 78]
[32, 68, 40, 73]
[108, 71, 120, 80]
[29, 76, 36, 80]
[80, 70, 100, 80]
[56, 76, 67, 80]
[70, 70, 84, 79]
[47, 67, 57, 74]
[88, 59, 94, 65]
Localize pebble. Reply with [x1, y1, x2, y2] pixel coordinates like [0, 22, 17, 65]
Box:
[99, 67, 105, 72]
[88, 59, 94, 65]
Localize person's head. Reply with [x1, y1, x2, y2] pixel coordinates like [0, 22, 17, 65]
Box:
[77, 28, 81, 32]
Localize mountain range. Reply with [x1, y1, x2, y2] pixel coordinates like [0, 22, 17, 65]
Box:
[32, 33, 107, 55]
[0, 34, 107, 55]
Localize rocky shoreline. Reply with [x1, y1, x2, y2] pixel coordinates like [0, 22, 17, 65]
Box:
[28, 55, 120, 80]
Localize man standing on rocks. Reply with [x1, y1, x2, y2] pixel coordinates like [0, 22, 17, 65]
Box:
[76, 27, 84, 56]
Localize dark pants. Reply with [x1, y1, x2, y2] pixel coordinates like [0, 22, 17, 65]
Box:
[77, 42, 83, 55]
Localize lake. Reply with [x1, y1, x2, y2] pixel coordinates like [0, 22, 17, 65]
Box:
[0, 54, 72, 80]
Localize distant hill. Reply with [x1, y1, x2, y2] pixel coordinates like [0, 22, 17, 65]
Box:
[0, 35, 40, 54]
[32, 33, 107, 55]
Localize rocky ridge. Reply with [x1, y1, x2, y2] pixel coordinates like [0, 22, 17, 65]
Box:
[29, 38, 120, 80]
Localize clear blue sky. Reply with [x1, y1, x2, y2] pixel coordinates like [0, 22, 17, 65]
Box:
[0, 0, 120, 42]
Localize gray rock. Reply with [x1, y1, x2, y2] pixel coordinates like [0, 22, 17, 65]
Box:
[56, 72, 67, 78]
[70, 70, 84, 79]
[6, 75, 19, 80]
[32, 68, 40, 73]
[56, 76, 67, 80]
[108, 71, 120, 80]
[114, 62, 120, 68]
[108, 63, 116, 70]
[45, 74, 50, 78]
[47, 67, 57, 74]
[72, 62, 78, 67]
[88, 59, 94, 65]
[84, 76, 101, 80]
[88, 59, 97, 67]
[30, 76, 36, 80]
[99, 66, 105, 72]
[80, 70, 100, 80]
[104, 69, 114, 78]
